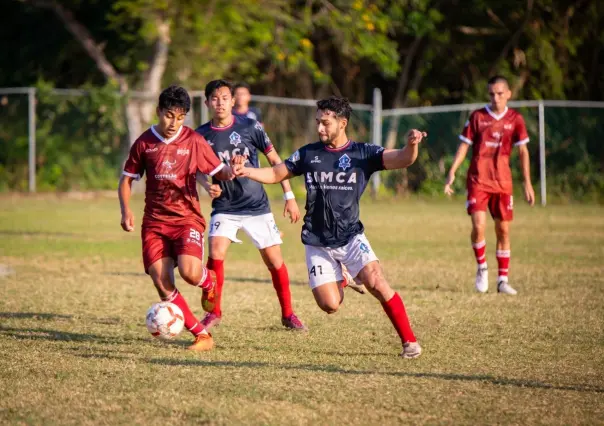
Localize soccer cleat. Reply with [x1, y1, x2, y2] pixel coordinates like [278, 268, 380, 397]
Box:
[201, 270, 217, 312]
[281, 313, 308, 332]
[342, 266, 366, 294]
[497, 279, 518, 295]
[187, 332, 214, 351]
[401, 341, 422, 359]
[475, 264, 489, 293]
[201, 312, 222, 331]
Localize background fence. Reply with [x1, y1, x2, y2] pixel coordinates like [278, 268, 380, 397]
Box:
[1, 86, 603, 203]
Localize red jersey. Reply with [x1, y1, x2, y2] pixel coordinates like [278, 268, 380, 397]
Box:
[123, 125, 224, 229]
[459, 106, 529, 194]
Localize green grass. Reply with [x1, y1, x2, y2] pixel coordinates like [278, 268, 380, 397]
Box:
[0, 194, 603, 425]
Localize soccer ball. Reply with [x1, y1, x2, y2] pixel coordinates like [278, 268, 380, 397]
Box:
[146, 302, 185, 340]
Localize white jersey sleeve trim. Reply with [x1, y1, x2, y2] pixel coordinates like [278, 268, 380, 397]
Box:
[459, 135, 473, 145]
[208, 162, 225, 177]
[122, 171, 141, 180]
[513, 137, 530, 146]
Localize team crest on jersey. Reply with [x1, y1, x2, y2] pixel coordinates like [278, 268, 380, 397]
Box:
[229, 132, 242, 147]
[162, 159, 177, 170]
[338, 154, 351, 171]
[289, 150, 300, 163]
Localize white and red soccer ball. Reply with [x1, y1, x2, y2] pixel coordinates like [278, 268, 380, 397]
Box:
[146, 302, 184, 340]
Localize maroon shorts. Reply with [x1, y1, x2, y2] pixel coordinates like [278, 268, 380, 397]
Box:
[466, 188, 514, 221]
[141, 223, 204, 274]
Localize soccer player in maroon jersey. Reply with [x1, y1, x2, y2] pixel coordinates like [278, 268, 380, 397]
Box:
[444, 76, 535, 295]
[118, 85, 233, 351]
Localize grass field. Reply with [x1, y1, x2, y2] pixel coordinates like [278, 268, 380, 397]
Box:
[0, 194, 603, 425]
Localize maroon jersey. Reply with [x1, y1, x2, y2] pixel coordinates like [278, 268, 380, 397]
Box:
[459, 106, 529, 194]
[123, 126, 224, 229]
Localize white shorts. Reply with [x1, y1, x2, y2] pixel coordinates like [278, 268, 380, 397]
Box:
[304, 233, 379, 289]
[208, 212, 282, 249]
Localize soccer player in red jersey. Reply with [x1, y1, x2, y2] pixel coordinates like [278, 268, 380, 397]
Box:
[444, 76, 535, 295]
[118, 85, 233, 351]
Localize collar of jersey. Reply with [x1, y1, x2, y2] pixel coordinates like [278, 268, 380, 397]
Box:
[210, 116, 235, 131]
[325, 139, 352, 152]
[151, 125, 183, 144]
[485, 105, 508, 121]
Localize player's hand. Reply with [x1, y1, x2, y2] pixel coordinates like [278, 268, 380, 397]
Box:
[444, 174, 455, 196]
[208, 184, 222, 199]
[407, 129, 427, 145]
[120, 209, 134, 232]
[230, 155, 249, 177]
[283, 199, 301, 224]
[524, 182, 535, 206]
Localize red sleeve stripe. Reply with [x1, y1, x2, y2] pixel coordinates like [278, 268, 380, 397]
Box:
[208, 163, 225, 177]
[122, 171, 141, 180]
[513, 138, 529, 146]
[264, 145, 274, 154]
[459, 135, 473, 145]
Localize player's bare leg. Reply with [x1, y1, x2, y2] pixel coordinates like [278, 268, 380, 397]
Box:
[148, 258, 213, 351]
[357, 261, 421, 358]
[178, 254, 217, 311]
[312, 282, 345, 314]
[260, 245, 307, 331]
[494, 219, 516, 295]
[471, 211, 489, 293]
[201, 236, 232, 330]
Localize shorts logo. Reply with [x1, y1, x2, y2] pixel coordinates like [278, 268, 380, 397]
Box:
[229, 132, 242, 147]
[273, 223, 280, 234]
[338, 154, 351, 171]
[187, 228, 202, 247]
[466, 197, 477, 209]
[508, 196, 514, 211]
[310, 156, 321, 164]
[177, 148, 190, 156]
[359, 242, 370, 254]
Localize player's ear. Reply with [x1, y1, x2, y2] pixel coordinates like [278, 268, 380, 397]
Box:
[339, 118, 348, 131]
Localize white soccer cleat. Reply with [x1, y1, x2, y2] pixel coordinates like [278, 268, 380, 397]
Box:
[401, 341, 422, 359]
[342, 266, 366, 294]
[497, 279, 517, 295]
[475, 264, 489, 293]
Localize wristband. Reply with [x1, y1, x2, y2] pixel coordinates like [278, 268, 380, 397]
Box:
[283, 191, 295, 201]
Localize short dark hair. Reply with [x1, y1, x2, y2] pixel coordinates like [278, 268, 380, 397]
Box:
[488, 75, 509, 88]
[158, 85, 191, 113]
[316, 96, 352, 121]
[233, 82, 251, 92]
[205, 79, 234, 100]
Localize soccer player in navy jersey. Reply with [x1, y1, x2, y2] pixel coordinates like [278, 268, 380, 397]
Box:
[232, 96, 425, 358]
[195, 80, 306, 332]
[233, 82, 263, 124]
[118, 85, 234, 351]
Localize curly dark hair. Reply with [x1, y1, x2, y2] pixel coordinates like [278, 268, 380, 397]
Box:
[316, 96, 352, 121]
[158, 85, 191, 113]
[205, 79, 234, 100]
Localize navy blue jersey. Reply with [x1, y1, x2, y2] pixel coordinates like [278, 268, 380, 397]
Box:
[196, 115, 273, 216]
[285, 140, 385, 248]
[233, 106, 263, 123]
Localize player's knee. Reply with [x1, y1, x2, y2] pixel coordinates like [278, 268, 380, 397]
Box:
[319, 302, 339, 314]
[178, 264, 199, 285]
[151, 275, 173, 296]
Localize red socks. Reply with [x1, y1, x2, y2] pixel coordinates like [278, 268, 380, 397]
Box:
[496, 250, 510, 280]
[472, 240, 487, 265]
[381, 293, 417, 344]
[206, 258, 224, 317]
[269, 263, 294, 318]
[162, 289, 205, 336]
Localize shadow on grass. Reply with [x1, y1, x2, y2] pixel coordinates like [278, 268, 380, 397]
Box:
[148, 358, 604, 394]
[0, 230, 76, 238]
[0, 312, 73, 321]
[0, 326, 149, 345]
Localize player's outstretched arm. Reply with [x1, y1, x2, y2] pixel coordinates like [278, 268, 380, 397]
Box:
[265, 150, 301, 223]
[444, 142, 470, 195]
[232, 155, 293, 184]
[517, 144, 535, 206]
[118, 175, 135, 232]
[382, 129, 426, 170]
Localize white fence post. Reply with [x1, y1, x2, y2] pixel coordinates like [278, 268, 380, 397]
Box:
[538, 100, 546, 206]
[28, 87, 36, 193]
[371, 88, 382, 196]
